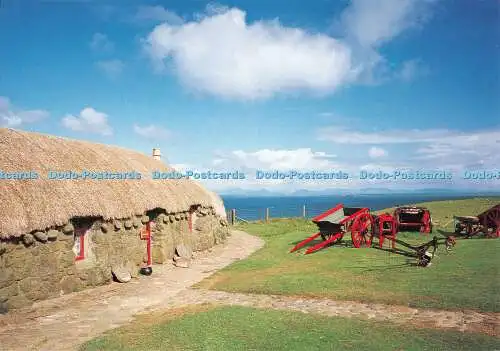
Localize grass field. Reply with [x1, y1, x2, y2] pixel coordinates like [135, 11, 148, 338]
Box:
[196, 198, 500, 311]
[81, 305, 500, 351]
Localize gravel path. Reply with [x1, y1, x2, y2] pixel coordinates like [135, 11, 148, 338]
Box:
[0, 230, 498, 351]
[0, 230, 264, 351]
[173, 289, 499, 337]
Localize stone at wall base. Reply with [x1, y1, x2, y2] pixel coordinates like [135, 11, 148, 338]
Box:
[112, 267, 132, 283]
[0, 302, 7, 314]
[175, 244, 193, 259]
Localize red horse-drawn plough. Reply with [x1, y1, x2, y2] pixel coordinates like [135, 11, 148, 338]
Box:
[290, 203, 458, 267]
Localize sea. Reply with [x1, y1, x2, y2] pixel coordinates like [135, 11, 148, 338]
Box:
[221, 194, 492, 221]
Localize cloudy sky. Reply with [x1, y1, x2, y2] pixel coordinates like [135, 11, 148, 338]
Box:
[0, 0, 498, 193]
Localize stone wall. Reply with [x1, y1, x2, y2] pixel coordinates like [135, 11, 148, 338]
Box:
[0, 206, 229, 313]
[151, 205, 230, 263]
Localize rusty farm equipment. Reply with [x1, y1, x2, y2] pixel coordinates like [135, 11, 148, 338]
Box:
[453, 204, 500, 238]
[393, 206, 432, 233]
[289, 204, 374, 254]
[289, 204, 457, 267]
[376, 235, 457, 267]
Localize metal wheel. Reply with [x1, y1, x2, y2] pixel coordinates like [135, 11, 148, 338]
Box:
[351, 213, 374, 248]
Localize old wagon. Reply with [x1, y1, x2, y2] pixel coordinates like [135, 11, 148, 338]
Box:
[290, 204, 374, 254]
[393, 206, 432, 233]
[289, 204, 455, 267]
[454, 204, 500, 238]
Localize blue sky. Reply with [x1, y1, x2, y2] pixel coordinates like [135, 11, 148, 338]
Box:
[0, 0, 498, 193]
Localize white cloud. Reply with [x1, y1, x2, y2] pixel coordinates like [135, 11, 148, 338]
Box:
[90, 33, 114, 53]
[331, 0, 436, 85]
[222, 148, 338, 171]
[62, 107, 113, 136]
[173, 139, 499, 193]
[133, 124, 171, 140]
[135, 5, 184, 24]
[319, 125, 500, 171]
[96, 59, 125, 78]
[143, 2, 437, 99]
[144, 7, 357, 100]
[319, 126, 500, 146]
[396, 59, 428, 81]
[368, 146, 387, 158]
[339, 0, 436, 48]
[0, 96, 49, 128]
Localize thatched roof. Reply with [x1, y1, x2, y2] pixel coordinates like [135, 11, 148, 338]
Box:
[0, 128, 226, 239]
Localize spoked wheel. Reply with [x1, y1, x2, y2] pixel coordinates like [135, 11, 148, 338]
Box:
[351, 213, 374, 248]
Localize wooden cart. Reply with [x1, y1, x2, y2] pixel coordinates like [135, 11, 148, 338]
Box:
[454, 204, 500, 238]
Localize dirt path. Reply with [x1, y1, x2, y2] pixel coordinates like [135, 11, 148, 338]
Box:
[0, 230, 264, 351]
[0, 230, 498, 351]
[173, 289, 500, 337]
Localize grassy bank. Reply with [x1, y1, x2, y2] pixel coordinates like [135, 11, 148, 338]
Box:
[196, 198, 500, 311]
[81, 305, 500, 351]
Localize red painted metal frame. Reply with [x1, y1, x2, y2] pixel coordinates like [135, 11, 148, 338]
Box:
[305, 233, 343, 254]
[394, 207, 432, 234]
[290, 232, 320, 253]
[376, 213, 397, 249]
[420, 210, 431, 233]
[74, 228, 87, 261]
[140, 222, 153, 266]
[339, 207, 370, 225]
[146, 222, 152, 266]
[188, 212, 193, 232]
[291, 204, 371, 254]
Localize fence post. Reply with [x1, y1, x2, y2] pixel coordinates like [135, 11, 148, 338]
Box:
[265, 208, 270, 223]
[302, 205, 306, 218]
[231, 209, 236, 225]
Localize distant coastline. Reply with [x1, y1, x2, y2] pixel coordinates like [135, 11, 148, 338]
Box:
[221, 193, 500, 221]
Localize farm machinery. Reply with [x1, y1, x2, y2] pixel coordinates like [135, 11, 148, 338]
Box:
[290, 204, 455, 267]
[289, 204, 375, 255]
[453, 204, 500, 238]
[393, 206, 432, 233]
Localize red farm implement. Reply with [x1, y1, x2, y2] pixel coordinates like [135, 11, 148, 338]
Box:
[290, 204, 455, 267]
[290, 204, 375, 254]
[453, 204, 500, 238]
[374, 213, 398, 249]
[393, 206, 432, 233]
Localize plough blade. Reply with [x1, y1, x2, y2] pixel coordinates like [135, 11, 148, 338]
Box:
[305, 233, 343, 255]
[290, 232, 320, 253]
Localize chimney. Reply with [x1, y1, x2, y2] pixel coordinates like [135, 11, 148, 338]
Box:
[152, 148, 161, 161]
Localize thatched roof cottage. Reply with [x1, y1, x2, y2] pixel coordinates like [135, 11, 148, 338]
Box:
[0, 128, 230, 312]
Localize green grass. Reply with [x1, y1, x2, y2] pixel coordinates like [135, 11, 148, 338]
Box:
[197, 198, 500, 312]
[81, 305, 500, 351]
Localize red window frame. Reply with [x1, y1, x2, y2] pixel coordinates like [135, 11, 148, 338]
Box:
[188, 211, 193, 233]
[74, 228, 87, 261]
